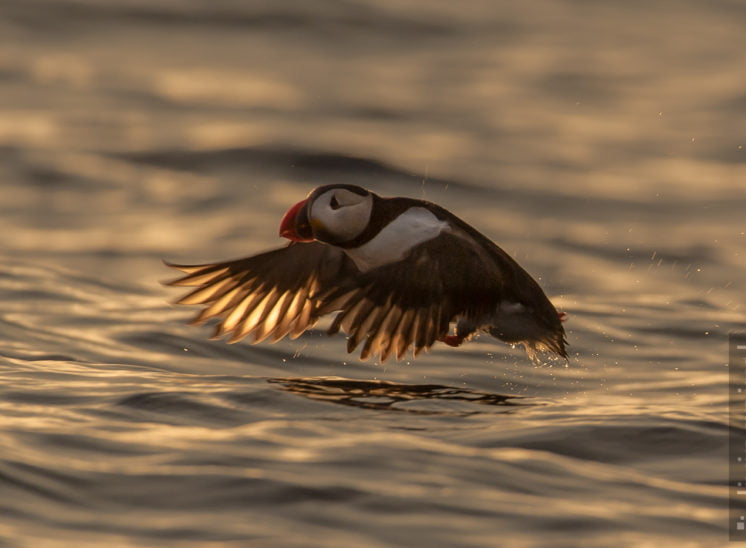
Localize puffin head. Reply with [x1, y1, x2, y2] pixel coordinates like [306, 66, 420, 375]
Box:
[279, 184, 374, 245]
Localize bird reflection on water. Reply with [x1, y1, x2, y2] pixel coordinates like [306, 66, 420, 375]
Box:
[268, 377, 527, 415]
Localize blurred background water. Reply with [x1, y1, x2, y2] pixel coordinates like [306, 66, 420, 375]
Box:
[0, 1, 744, 546]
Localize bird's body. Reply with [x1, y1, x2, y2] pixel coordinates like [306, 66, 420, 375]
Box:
[166, 184, 567, 362]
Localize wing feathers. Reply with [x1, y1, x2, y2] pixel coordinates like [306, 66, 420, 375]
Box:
[169, 267, 232, 288]
[359, 304, 391, 361]
[196, 285, 250, 322]
[168, 233, 488, 361]
[166, 232, 472, 361]
[394, 309, 416, 359]
[166, 243, 355, 347]
[177, 276, 240, 306]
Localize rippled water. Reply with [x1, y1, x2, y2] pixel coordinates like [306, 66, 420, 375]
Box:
[1, 1, 744, 546]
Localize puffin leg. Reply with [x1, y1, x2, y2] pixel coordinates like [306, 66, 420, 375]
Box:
[558, 311, 568, 323]
[439, 317, 481, 347]
[439, 334, 464, 347]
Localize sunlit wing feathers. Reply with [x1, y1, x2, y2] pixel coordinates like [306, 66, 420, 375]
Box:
[324, 232, 502, 361]
[165, 242, 356, 344]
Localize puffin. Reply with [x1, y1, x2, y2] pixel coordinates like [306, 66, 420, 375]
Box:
[166, 184, 568, 362]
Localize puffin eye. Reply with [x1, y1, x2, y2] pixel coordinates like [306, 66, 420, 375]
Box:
[330, 195, 341, 210]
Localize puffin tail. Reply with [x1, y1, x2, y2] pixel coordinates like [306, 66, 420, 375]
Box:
[487, 313, 568, 361]
[522, 330, 568, 362]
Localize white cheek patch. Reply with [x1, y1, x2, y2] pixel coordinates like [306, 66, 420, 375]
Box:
[311, 193, 370, 242]
[345, 207, 449, 272]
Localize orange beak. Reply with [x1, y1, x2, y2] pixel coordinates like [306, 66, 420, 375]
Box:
[279, 199, 314, 242]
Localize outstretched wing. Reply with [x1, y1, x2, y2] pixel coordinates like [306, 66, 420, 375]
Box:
[165, 242, 356, 344]
[324, 232, 503, 362]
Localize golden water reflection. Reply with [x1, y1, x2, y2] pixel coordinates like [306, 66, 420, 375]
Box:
[268, 376, 526, 415]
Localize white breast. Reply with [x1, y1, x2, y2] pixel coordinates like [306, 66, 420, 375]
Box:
[345, 207, 449, 272]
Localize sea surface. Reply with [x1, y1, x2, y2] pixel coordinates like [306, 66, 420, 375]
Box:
[1, 1, 745, 546]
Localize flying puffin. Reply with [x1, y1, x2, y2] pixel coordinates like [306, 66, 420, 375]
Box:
[166, 184, 568, 362]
